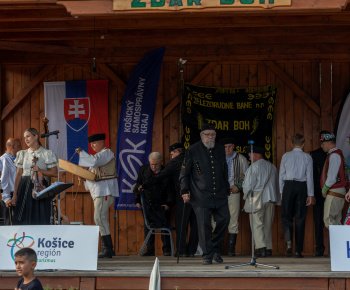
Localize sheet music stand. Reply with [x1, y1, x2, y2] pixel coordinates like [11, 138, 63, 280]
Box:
[33, 182, 74, 200]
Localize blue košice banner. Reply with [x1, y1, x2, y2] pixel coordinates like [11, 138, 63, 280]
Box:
[115, 47, 166, 210]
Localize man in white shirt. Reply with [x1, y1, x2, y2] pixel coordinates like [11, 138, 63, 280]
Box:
[243, 146, 279, 257]
[279, 134, 315, 258]
[76, 133, 119, 258]
[0, 138, 21, 225]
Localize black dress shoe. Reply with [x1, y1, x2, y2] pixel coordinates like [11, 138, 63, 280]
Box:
[189, 254, 195, 257]
[266, 249, 272, 256]
[324, 253, 330, 258]
[295, 252, 304, 258]
[163, 252, 171, 256]
[202, 258, 212, 265]
[142, 251, 155, 256]
[213, 253, 223, 263]
[312, 252, 324, 257]
[256, 247, 266, 258]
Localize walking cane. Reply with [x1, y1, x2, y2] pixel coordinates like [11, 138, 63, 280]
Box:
[9, 207, 12, 225]
[177, 201, 187, 264]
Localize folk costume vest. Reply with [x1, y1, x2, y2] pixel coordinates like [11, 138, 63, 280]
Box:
[94, 158, 117, 181]
[320, 149, 350, 190]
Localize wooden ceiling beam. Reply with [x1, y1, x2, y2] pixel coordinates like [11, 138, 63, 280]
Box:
[0, 40, 89, 54]
[265, 60, 320, 116]
[1, 65, 55, 121]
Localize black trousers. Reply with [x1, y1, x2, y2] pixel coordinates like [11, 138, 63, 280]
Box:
[175, 198, 198, 255]
[313, 194, 325, 253]
[144, 204, 171, 253]
[0, 192, 14, 225]
[281, 180, 308, 253]
[0, 200, 11, 225]
[193, 204, 230, 259]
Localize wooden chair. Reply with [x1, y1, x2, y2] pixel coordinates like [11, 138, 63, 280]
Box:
[138, 191, 175, 257]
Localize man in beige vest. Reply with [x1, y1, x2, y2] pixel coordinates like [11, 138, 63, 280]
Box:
[212, 138, 248, 256]
[76, 133, 119, 258]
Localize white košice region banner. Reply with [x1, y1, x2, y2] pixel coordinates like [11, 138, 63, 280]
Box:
[0, 225, 99, 270]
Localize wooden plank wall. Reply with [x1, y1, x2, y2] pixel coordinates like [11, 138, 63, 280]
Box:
[1, 60, 350, 256]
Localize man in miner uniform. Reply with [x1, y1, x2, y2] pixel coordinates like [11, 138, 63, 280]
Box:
[180, 123, 230, 265]
[76, 133, 119, 258]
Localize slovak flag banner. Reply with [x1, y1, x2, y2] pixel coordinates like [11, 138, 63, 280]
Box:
[44, 80, 110, 165]
[115, 47, 166, 210]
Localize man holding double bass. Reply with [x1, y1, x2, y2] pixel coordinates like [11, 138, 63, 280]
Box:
[76, 133, 119, 258]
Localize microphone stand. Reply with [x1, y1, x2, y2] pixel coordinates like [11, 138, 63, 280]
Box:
[47, 130, 61, 225]
[55, 132, 61, 225]
[225, 140, 279, 270]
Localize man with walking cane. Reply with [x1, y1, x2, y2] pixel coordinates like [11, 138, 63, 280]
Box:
[180, 123, 230, 265]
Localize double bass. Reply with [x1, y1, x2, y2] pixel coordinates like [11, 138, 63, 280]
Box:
[42, 117, 70, 225]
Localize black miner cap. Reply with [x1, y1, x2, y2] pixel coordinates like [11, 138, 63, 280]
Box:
[252, 146, 265, 155]
[201, 123, 216, 132]
[169, 143, 183, 152]
[87, 133, 106, 143]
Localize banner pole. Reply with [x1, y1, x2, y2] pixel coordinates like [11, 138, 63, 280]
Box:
[177, 58, 187, 142]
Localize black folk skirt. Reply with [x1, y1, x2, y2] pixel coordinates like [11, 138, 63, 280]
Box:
[12, 176, 51, 225]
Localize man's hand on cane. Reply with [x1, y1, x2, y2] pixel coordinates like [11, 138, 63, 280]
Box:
[182, 192, 190, 203]
[5, 199, 12, 208]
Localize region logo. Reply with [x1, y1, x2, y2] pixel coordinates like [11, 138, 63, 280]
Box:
[7, 232, 35, 261]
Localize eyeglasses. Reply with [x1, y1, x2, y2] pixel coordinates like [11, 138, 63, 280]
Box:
[202, 133, 216, 138]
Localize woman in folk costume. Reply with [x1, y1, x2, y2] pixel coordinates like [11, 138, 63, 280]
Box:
[12, 128, 58, 225]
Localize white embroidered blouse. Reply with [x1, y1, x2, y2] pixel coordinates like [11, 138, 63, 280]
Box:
[14, 147, 58, 177]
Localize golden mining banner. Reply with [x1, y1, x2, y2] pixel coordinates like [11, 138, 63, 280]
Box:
[181, 83, 279, 163]
[113, 0, 292, 11]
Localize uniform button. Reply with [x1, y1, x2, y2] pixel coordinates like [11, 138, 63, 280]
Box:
[212, 166, 214, 169]
[213, 177, 215, 179]
[212, 172, 215, 174]
[213, 187, 216, 190]
[214, 193, 216, 195]
[213, 182, 215, 184]
[210, 155, 213, 158]
[211, 161, 214, 163]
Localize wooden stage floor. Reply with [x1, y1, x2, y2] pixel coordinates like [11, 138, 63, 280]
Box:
[1, 255, 350, 289]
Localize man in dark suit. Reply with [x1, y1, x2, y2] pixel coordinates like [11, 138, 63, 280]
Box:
[143, 143, 198, 257]
[134, 152, 175, 256]
[179, 123, 230, 265]
[310, 130, 328, 257]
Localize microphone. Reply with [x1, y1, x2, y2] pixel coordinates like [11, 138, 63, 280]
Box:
[41, 130, 60, 138]
[247, 140, 254, 145]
